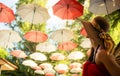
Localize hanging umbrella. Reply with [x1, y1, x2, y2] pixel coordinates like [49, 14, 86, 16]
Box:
[0, 3, 15, 23]
[89, 0, 120, 15]
[52, 0, 84, 20]
[0, 58, 18, 70]
[0, 30, 22, 48]
[10, 50, 27, 59]
[50, 29, 74, 42]
[29, 52, 47, 61]
[58, 41, 77, 51]
[80, 27, 87, 37]
[17, 3, 50, 24]
[80, 38, 91, 48]
[24, 30, 48, 43]
[22, 59, 37, 67]
[36, 42, 56, 53]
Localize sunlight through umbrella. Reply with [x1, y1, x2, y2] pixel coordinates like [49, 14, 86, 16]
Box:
[52, 0, 84, 20]
[0, 3, 15, 23]
[58, 41, 77, 51]
[0, 30, 22, 48]
[24, 30, 48, 43]
[10, 50, 27, 59]
[36, 42, 56, 53]
[17, 3, 50, 24]
[29, 52, 47, 61]
[89, 0, 120, 15]
[50, 29, 74, 42]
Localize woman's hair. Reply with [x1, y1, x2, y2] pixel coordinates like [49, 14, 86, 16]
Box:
[94, 16, 110, 32]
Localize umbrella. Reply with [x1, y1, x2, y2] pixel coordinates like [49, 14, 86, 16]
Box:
[80, 27, 87, 37]
[0, 3, 15, 23]
[10, 50, 27, 59]
[89, 0, 120, 15]
[52, 0, 84, 20]
[17, 3, 50, 24]
[22, 60, 37, 67]
[36, 42, 56, 53]
[80, 38, 91, 48]
[0, 30, 22, 48]
[58, 41, 77, 51]
[24, 30, 48, 43]
[50, 29, 74, 42]
[67, 51, 84, 60]
[29, 52, 47, 61]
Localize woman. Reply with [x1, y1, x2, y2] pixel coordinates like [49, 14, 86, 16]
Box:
[81, 16, 120, 76]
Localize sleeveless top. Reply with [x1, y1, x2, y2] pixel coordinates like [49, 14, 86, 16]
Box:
[82, 46, 111, 76]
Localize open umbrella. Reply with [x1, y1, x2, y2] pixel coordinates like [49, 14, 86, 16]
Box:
[50, 29, 74, 42]
[89, 0, 120, 15]
[17, 3, 50, 24]
[36, 42, 56, 53]
[0, 30, 22, 48]
[58, 41, 77, 51]
[10, 50, 27, 59]
[52, 0, 84, 20]
[0, 2, 15, 23]
[24, 30, 48, 43]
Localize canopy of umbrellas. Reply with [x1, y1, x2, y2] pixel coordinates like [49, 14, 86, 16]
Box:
[0, 0, 120, 76]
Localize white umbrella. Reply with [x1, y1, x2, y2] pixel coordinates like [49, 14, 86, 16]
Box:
[22, 60, 37, 67]
[29, 52, 47, 61]
[67, 51, 84, 60]
[36, 42, 56, 53]
[89, 0, 120, 15]
[50, 29, 74, 42]
[80, 38, 91, 48]
[0, 30, 22, 48]
[17, 3, 50, 24]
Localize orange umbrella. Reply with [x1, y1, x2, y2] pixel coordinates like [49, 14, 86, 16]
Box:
[58, 41, 77, 51]
[10, 50, 27, 59]
[24, 31, 48, 43]
[52, 0, 84, 20]
[0, 3, 15, 23]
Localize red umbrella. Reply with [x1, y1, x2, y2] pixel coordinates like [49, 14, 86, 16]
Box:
[24, 31, 48, 43]
[80, 27, 87, 37]
[0, 3, 15, 23]
[52, 0, 84, 20]
[58, 41, 77, 51]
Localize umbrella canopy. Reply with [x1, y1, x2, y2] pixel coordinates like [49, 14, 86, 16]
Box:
[0, 3, 15, 23]
[10, 50, 27, 59]
[0, 30, 22, 48]
[22, 60, 37, 67]
[17, 3, 50, 24]
[24, 30, 48, 43]
[80, 38, 91, 48]
[0, 58, 18, 70]
[29, 52, 47, 61]
[50, 29, 74, 42]
[36, 42, 56, 53]
[52, 0, 84, 20]
[89, 0, 120, 15]
[58, 41, 77, 51]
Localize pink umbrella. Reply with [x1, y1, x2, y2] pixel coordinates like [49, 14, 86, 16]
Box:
[10, 50, 27, 58]
[24, 31, 48, 43]
[0, 3, 15, 23]
[58, 41, 77, 51]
